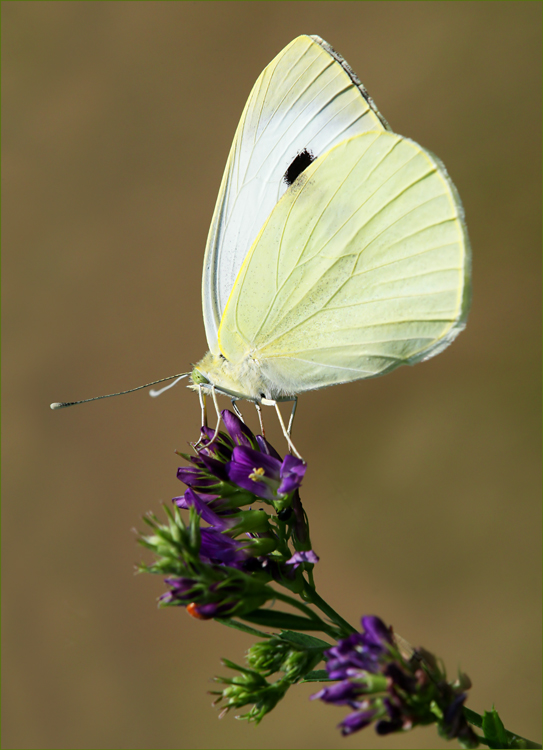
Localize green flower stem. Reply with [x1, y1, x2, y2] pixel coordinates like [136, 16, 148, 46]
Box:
[463, 708, 542, 749]
[271, 589, 340, 638]
[302, 582, 357, 636]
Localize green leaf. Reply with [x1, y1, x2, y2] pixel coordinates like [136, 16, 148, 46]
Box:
[278, 631, 332, 650]
[482, 708, 510, 749]
[240, 609, 328, 631]
[214, 618, 272, 639]
[301, 669, 331, 682]
[464, 707, 483, 728]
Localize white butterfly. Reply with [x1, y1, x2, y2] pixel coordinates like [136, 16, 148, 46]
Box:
[190, 35, 471, 446]
[51, 35, 470, 452]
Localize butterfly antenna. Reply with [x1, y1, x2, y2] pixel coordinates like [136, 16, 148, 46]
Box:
[149, 374, 188, 397]
[50, 373, 189, 410]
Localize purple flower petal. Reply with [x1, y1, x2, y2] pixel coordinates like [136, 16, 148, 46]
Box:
[311, 680, 360, 705]
[180, 488, 235, 531]
[199, 528, 250, 566]
[339, 709, 377, 735]
[360, 616, 393, 649]
[196, 453, 229, 480]
[222, 410, 257, 448]
[324, 617, 393, 677]
[231, 446, 282, 477]
[173, 490, 219, 509]
[226, 446, 282, 500]
[176, 466, 206, 487]
[285, 550, 319, 568]
[255, 435, 282, 460]
[197, 426, 235, 461]
[226, 467, 275, 500]
[190, 601, 236, 619]
[278, 454, 306, 495]
[160, 577, 197, 604]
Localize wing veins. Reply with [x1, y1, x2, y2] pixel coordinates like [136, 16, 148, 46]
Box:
[259, 287, 459, 351]
[249, 144, 438, 344]
[352, 243, 461, 277]
[351, 265, 462, 285]
[352, 219, 460, 266]
[251, 48, 334, 155]
[320, 183, 455, 278]
[248, 150, 362, 341]
[317, 152, 434, 258]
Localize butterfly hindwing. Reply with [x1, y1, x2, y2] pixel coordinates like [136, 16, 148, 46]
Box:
[217, 131, 470, 395]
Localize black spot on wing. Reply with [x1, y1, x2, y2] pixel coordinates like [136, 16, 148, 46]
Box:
[283, 148, 316, 186]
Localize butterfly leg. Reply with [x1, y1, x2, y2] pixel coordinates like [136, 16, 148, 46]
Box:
[199, 385, 208, 427]
[192, 386, 208, 451]
[287, 397, 298, 437]
[255, 401, 265, 436]
[193, 386, 222, 452]
[274, 401, 302, 459]
[205, 386, 223, 448]
[231, 399, 245, 423]
[261, 398, 303, 459]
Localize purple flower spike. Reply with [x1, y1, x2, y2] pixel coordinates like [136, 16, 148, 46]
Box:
[314, 615, 476, 743]
[327, 616, 392, 677]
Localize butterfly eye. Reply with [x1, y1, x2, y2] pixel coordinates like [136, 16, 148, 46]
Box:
[283, 148, 315, 186]
[191, 368, 209, 385]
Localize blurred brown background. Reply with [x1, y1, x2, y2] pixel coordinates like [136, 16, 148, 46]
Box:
[2, 2, 541, 749]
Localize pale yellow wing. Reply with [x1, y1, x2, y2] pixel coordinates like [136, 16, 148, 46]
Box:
[218, 131, 470, 395]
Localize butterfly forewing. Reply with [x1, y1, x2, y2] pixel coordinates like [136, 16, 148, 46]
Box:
[202, 34, 389, 354]
[217, 131, 470, 395]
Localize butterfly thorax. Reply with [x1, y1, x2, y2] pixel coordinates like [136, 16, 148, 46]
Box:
[191, 351, 281, 403]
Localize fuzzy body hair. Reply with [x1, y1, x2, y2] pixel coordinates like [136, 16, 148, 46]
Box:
[190, 351, 300, 403]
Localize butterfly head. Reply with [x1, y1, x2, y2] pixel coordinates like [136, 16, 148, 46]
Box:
[190, 351, 274, 403]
